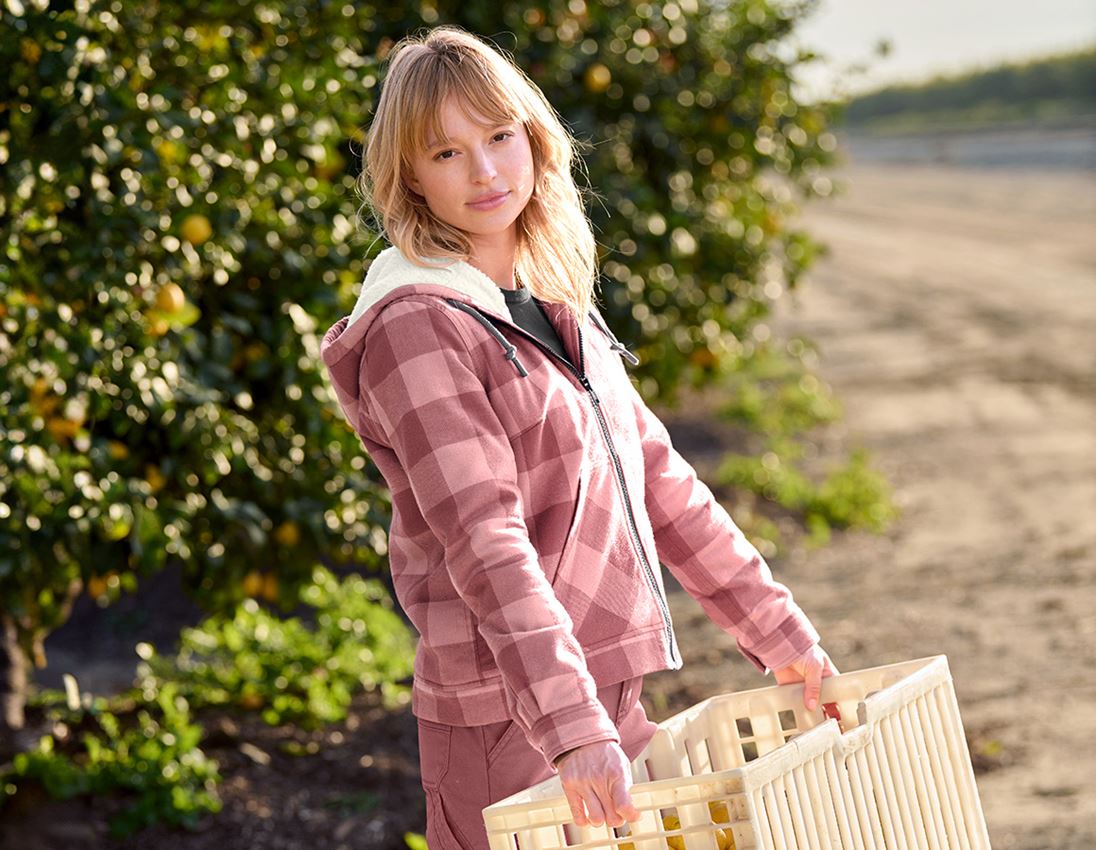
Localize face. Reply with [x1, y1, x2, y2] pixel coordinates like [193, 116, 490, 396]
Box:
[405, 97, 535, 249]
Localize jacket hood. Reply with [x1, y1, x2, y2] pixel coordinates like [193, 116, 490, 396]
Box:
[320, 245, 525, 396]
[319, 243, 640, 434]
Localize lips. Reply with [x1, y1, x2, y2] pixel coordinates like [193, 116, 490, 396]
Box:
[468, 191, 510, 209]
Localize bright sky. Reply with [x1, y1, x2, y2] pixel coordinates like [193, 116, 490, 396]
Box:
[785, 0, 1096, 104]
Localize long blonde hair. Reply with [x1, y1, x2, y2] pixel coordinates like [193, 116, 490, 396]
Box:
[359, 26, 600, 324]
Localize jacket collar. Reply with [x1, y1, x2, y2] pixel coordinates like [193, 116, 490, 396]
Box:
[347, 245, 508, 329]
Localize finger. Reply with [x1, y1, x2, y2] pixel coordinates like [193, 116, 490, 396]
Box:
[583, 786, 607, 828]
[563, 785, 588, 827]
[610, 779, 641, 823]
[804, 657, 823, 711]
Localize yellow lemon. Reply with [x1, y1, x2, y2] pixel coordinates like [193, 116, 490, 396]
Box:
[155, 283, 186, 315]
[21, 39, 41, 64]
[708, 800, 730, 823]
[46, 416, 81, 440]
[584, 62, 612, 93]
[242, 571, 264, 598]
[180, 213, 212, 246]
[261, 573, 280, 603]
[273, 521, 300, 547]
[715, 827, 736, 850]
[155, 139, 182, 164]
[661, 815, 685, 850]
[86, 575, 108, 598]
[144, 464, 166, 493]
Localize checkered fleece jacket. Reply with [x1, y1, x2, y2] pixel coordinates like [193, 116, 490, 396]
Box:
[320, 246, 820, 768]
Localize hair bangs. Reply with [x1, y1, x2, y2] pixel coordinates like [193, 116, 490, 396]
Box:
[401, 53, 526, 165]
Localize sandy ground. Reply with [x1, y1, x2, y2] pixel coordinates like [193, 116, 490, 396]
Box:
[643, 162, 1096, 850]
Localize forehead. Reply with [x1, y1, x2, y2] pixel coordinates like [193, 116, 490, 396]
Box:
[422, 97, 514, 149]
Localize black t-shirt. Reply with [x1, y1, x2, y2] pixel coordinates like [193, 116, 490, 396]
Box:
[500, 284, 574, 370]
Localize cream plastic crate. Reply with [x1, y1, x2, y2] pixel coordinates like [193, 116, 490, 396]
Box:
[482, 655, 991, 850]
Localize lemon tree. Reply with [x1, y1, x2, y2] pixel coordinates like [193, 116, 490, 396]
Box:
[0, 0, 397, 752]
[1, 0, 855, 757]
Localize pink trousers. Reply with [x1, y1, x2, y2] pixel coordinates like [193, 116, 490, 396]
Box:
[417, 675, 658, 850]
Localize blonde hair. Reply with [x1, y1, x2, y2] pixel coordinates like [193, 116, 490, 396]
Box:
[359, 26, 601, 324]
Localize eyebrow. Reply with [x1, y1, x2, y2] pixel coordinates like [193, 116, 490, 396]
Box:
[426, 122, 515, 151]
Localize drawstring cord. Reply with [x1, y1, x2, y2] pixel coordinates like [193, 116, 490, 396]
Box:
[443, 297, 639, 376]
[444, 299, 530, 377]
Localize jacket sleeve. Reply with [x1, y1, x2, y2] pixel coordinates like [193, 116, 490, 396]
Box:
[361, 297, 620, 767]
[626, 379, 820, 673]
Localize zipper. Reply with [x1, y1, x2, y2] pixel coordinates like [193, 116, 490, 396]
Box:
[488, 311, 679, 667]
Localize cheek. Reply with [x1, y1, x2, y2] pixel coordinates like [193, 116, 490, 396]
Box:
[512, 144, 536, 192]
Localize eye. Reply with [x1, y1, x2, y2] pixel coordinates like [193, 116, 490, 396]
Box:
[433, 131, 514, 162]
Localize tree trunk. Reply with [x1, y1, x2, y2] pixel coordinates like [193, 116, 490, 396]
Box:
[0, 614, 28, 762]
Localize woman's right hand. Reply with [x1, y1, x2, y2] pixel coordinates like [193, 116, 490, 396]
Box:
[555, 740, 640, 828]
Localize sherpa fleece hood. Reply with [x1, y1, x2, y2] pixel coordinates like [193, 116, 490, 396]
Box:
[319, 245, 819, 769]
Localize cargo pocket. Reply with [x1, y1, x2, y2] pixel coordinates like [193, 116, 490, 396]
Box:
[418, 719, 469, 850]
[424, 788, 471, 850]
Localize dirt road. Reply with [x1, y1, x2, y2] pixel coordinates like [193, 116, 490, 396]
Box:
[644, 160, 1096, 850]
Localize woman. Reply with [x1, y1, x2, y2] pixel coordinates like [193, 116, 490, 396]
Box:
[320, 25, 838, 850]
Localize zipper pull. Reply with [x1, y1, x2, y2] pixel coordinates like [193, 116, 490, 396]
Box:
[579, 375, 600, 406]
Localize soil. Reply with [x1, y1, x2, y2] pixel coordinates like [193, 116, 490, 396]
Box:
[3, 150, 1093, 850]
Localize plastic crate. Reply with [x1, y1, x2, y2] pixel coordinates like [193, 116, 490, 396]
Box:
[482, 655, 991, 849]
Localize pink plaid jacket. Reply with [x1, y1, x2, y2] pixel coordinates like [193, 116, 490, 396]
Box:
[320, 246, 820, 768]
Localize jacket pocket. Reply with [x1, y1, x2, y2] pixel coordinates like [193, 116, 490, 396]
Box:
[487, 366, 551, 441]
[545, 470, 585, 587]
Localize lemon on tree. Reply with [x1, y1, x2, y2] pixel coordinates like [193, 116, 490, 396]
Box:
[180, 213, 212, 246]
[155, 283, 187, 315]
[584, 62, 611, 93]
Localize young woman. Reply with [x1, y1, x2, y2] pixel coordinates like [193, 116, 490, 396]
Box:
[320, 25, 838, 850]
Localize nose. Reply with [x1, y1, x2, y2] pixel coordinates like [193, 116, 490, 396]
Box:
[470, 146, 498, 183]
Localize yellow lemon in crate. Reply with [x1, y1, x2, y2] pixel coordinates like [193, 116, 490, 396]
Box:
[708, 801, 730, 823]
[715, 827, 735, 849]
[661, 815, 685, 850]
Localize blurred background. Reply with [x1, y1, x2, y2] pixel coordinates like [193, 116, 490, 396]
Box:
[1, 1, 1093, 849]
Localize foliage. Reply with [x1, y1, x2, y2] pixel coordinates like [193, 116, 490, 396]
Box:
[840, 44, 1096, 130]
[405, 832, 429, 850]
[1, 0, 394, 688]
[0, 681, 221, 837]
[715, 337, 842, 435]
[0, 565, 411, 835]
[138, 566, 414, 728]
[717, 438, 897, 549]
[701, 338, 897, 550]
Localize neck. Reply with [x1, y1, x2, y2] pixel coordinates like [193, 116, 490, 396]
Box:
[468, 228, 520, 290]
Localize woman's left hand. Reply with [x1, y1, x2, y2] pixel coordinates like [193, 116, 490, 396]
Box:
[772, 644, 839, 712]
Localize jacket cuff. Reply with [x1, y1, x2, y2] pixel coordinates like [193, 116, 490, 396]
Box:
[738, 611, 821, 674]
[529, 700, 622, 769]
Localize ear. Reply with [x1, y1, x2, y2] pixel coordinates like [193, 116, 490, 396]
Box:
[404, 168, 423, 195]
